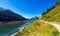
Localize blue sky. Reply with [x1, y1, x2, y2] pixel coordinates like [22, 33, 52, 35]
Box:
[0, 0, 57, 18]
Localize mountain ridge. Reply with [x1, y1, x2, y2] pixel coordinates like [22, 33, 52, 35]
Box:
[0, 7, 26, 22]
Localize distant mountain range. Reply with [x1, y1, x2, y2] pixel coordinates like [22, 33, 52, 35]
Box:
[29, 16, 39, 21]
[0, 7, 26, 22]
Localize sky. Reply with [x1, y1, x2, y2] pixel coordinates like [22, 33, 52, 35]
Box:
[0, 0, 57, 18]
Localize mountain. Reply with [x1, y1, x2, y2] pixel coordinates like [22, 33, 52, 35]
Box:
[0, 7, 26, 22]
[29, 16, 39, 21]
[41, 0, 60, 22]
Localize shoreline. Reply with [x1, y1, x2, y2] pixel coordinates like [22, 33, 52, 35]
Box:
[9, 27, 24, 36]
[0, 20, 27, 24]
[0, 21, 32, 36]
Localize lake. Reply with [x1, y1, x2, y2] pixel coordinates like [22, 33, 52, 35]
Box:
[0, 21, 32, 36]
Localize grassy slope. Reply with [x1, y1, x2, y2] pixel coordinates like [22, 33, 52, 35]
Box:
[41, 0, 60, 22]
[41, 5, 60, 22]
[14, 20, 59, 36]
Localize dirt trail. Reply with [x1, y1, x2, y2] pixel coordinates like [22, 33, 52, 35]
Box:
[40, 20, 60, 36]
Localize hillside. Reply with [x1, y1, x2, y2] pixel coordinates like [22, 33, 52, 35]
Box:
[14, 20, 59, 36]
[41, 0, 60, 22]
[56, 0, 60, 5]
[41, 5, 60, 22]
[0, 7, 26, 22]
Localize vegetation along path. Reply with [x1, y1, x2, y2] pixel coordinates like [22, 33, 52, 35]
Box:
[47, 22, 60, 36]
[40, 20, 60, 32]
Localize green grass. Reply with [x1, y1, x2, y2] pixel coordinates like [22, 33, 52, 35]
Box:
[14, 20, 59, 36]
[40, 0, 60, 23]
[41, 5, 60, 23]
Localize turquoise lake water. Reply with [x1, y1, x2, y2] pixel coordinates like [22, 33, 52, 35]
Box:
[0, 21, 32, 36]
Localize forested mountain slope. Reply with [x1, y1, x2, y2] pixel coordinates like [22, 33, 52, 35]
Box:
[0, 7, 26, 22]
